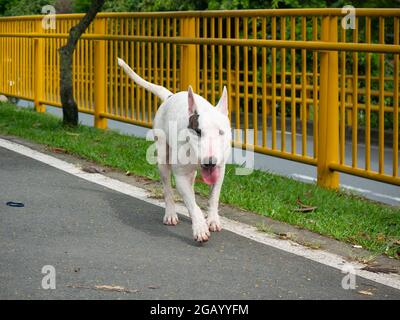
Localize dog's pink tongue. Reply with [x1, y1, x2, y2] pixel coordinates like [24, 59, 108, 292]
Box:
[200, 167, 220, 185]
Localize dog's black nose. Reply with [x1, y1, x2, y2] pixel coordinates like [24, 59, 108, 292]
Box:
[202, 156, 217, 168]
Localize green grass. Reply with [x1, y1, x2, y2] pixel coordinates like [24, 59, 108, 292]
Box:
[1, 102, 399, 259]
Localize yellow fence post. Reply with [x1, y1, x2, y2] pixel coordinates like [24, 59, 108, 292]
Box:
[180, 17, 198, 92]
[317, 16, 339, 189]
[94, 17, 107, 129]
[34, 19, 45, 112]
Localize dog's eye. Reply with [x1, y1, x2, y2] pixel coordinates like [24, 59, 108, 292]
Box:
[219, 129, 224, 136]
[194, 128, 202, 137]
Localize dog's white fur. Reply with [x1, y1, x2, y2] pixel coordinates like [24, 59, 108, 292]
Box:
[118, 58, 231, 242]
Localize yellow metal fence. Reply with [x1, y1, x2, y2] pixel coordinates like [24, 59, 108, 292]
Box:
[0, 9, 399, 187]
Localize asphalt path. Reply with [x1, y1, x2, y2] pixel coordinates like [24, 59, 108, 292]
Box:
[1, 146, 399, 299]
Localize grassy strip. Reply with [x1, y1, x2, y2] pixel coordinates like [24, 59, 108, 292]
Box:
[1, 103, 399, 258]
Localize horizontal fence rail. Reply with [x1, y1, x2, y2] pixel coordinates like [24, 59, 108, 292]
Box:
[0, 9, 399, 187]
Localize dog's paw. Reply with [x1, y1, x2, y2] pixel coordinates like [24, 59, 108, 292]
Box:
[207, 216, 222, 232]
[192, 220, 211, 243]
[163, 213, 179, 226]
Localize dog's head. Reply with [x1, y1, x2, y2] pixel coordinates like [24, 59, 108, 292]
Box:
[186, 86, 231, 185]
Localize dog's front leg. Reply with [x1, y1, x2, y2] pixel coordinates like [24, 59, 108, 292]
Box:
[159, 163, 178, 225]
[174, 173, 210, 242]
[207, 165, 225, 232]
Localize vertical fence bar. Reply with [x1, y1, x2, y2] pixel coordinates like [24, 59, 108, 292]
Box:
[172, 19, 177, 93]
[124, 19, 129, 117]
[118, 20, 123, 116]
[290, 17, 296, 154]
[234, 18, 240, 138]
[154, 18, 159, 116]
[107, 20, 113, 115]
[84, 32, 89, 111]
[378, 17, 385, 174]
[218, 17, 223, 97]
[159, 18, 164, 92]
[54, 32, 59, 104]
[6, 22, 10, 97]
[94, 17, 107, 129]
[243, 17, 249, 144]
[252, 18, 258, 146]
[317, 16, 339, 189]
[21, 22, 25, 97]
[211, 18, 215, 101]
[166, 18, 170, 91]
[365, 17, 371, 171]
[0, 22, 3, 94]
[147, 18, 152, 122]
[340, 25, 346, 165]
[196, 17, 200, 94]
[4, 22, 8, 96]
[261, 17, 267, 148]
[136, 18, 142, 119]
[301, 16, 307, 156]
[48, 32, 53, 103]
[180, 17, 197, 92]
[141, 18, 145, 119]
[351, 18, 359, 168]
[394, 17, 399, 178]
[312, 16, 318, 158]
[243, 17, 249, 145]
[34, 19, 45, 112]
[226, 17, 232, 121]
[11, 20, 15, 97]
[271, 16, 277, 150]
[78, 20, 84, 110]
[130, 17, 135, 120]
[202, 18, 208, 100]
[281, 17, 286, 152]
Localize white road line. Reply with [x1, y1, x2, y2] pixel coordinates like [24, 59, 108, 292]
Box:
[1, 137, 400, 291]
[291, 173, 400, 203]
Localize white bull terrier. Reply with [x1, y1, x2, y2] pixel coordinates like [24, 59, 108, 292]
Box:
[118, 58, 231, 242]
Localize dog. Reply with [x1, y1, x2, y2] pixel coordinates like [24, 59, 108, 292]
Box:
[117, 58, 231, 242]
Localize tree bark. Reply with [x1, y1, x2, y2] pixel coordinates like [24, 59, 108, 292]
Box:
[59, 0, 105, 126]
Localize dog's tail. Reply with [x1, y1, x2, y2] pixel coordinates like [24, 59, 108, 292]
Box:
[117, 58, 173, 102]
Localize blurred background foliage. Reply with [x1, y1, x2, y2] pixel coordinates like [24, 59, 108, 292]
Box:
[0, 0, 398, 15]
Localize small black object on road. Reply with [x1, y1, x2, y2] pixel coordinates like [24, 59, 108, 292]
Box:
[6, 201, 24, 207]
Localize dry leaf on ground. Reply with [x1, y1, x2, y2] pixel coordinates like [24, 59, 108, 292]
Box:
[293, 197, 317, 213]
[358, 290, 373, 296]
[67, 284, 138, 293]
[49, 147, 67, 153]
[361, 266, 398, 274]
[82, 166, 105, 173]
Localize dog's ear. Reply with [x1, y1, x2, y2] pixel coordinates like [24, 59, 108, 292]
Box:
[187, 85, 197, 116]
[216, 86, 228, 116]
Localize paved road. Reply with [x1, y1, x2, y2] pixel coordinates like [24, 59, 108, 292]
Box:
[1, 146, 399, 299]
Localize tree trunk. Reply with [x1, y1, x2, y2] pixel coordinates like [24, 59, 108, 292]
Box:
[59, 0, 105, 126]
